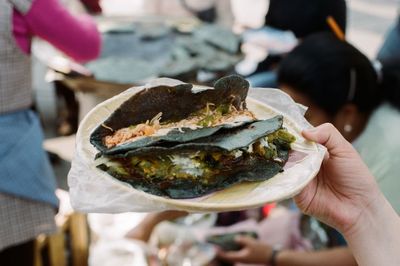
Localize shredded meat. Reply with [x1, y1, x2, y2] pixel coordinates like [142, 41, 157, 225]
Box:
[104, 112, 162, 148]
[104, 123, 159, 148]
[103, 105, 256, 148]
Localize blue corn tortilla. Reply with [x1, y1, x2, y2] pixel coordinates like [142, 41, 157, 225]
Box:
[105, 116, 283, 158]
[92, 76, 296, 199]
[90, 75, 250, 154]
[100, 119, 255, 157]
[96, 116, 293, 199]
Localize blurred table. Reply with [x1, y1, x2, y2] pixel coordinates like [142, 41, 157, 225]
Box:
[33, 15, 242, 135]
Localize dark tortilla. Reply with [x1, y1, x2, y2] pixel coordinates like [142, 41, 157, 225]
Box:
[96, 116, 290, 199]
[101, 119, 255, 156]
[106, 116, 283, 158]
[85, 57, 157, 84]
[90, 75, 250, 154]
[91, 75, 294, 199]
[97, 146, 289, 199]
[194, 24, 241, 54]
[174, 36, 241, 72]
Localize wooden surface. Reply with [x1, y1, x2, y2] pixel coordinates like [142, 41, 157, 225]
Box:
[34, 213, 89, 266]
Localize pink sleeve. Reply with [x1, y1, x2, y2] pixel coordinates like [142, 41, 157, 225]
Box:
[18, 0, 101, 62]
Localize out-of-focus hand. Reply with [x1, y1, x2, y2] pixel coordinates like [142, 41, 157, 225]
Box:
[126, 211, 188, 242]
[148, 210, 188, 223]
[295, 123, 380, 235]
[216, 236, 272, 264]
[145, 211, 188, 224]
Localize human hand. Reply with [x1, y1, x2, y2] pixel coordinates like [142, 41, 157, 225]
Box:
[295, 123, 380, 235]
[125, 211, 188, 242]
[216, 236, 272, 264]
[147, 210, 188, 223]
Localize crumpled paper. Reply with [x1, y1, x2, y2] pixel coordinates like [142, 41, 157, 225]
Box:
[68, 79, 326, 213]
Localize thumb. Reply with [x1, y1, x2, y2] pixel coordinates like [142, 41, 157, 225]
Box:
[302, 123, 351, 153]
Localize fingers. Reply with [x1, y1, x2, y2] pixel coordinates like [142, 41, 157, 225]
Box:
[302, 123, 351, 153]
[217, 248, 248, 262]
[234, 236, 256, 246]
[216, 236, 254, 262]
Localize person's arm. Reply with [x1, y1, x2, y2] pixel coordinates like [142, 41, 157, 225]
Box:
[274, 248, 355, 266]
[125, 211, 187, 242]
[217, 236, 356, 266]
[343, 191, 400, 266]
[296, 124, 400, 266]
[23, 0, 101, 62]
[219, 123, 400, 266]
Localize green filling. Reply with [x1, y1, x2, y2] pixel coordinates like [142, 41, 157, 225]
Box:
[195, 103, 235, 127]
[267, 128, 296, 149]
[154, 103, 237, 128]
[100, 128, 295, 182]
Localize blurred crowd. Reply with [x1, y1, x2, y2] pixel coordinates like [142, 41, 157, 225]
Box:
[1, 0, 400, 265]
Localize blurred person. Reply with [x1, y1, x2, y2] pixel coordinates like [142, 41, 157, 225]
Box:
[218, 124, 400, 266]
[132, 30, 400, 265]
[278, 32, 400, 213]
[377, 15, 400, 65]
[264, 0, 346, 39]
[248, 0, 347, 87]
[218, 32, 400, 266]
[49, 0, 102, 136]
[0, 0, 100, 265]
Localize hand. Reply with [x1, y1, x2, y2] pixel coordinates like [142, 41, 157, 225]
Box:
[125, 211, 187, 242]
[295, 123, 380, 235]
[217, 236, 273, 264]
[148, 210, 188, 223]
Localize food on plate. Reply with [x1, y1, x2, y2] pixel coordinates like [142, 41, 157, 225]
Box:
[91, 75, 296, 199]
[91, 75, 252, 155]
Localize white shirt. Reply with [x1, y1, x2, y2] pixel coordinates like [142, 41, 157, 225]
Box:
[353, 103, 400, 214]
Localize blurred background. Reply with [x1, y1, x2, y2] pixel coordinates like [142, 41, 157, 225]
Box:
[2, 0, 400, 265]
[35, 0, 398, 136]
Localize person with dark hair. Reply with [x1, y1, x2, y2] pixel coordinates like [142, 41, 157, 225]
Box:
[248, 0, 347, 88]
[218, 32, 400, 266]
[265, 0, 346, 39]
[278, 33, 400, 212]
